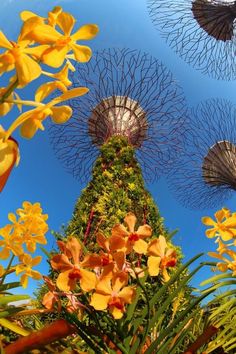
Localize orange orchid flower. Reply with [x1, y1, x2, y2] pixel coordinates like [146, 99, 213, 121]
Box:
[147, 235, 177, 282]
[90, 273, 136, 319]
[110, 213, 152, 254]
[42, 276, 61, 312]
[50, 237, 96, 292]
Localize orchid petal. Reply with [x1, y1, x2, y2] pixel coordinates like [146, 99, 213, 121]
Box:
[72, 24, 99, 41]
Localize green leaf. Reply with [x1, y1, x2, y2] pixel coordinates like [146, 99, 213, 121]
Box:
[0, 295, 30, 306]
[0, 307, 25, 318]
[0, 282, 21, 292]
[0, 318, 30, 336]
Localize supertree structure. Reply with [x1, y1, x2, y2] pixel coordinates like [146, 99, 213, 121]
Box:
[147, 0, 236, 80]
[49, 48, 188, 184]
[167, 98, 236, 210]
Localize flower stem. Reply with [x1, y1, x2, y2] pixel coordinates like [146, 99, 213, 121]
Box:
[0, 78, 19, 104]
[0, 254, 15, 285]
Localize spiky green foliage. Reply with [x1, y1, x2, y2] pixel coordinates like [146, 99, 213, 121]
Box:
[65, 136, 165, 247]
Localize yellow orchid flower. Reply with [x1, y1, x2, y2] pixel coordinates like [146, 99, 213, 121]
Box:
[50, 237, 96, 292]
[208, 249, 236, 276]
[5, 87, 88, 139]
[0, 224, 23, 260]
[0, 126, 20, 192]
[15, 254, 42, 288]
[26, 11, 99, 67]
[36, 63, 73, 102]
[147, 235, 177, 281]
[90, 273, 136, 319]
[110, 213, 152, 255]
[202, 208, 236, 241]
[7, 201, 48, 252]
[0, 31, 49, 86]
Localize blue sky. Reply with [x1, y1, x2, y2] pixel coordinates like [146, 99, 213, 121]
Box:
[1, 0, 236, 295]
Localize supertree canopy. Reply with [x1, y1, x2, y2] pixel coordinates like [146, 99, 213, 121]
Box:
[147, 0, 236, 80]
[49, 48, 188, 183]
[167, 98, 236, 209]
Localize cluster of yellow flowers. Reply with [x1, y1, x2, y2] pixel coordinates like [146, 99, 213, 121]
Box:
[0, 201, 48, 288]
[0, 7, 99, 192]
[43, 213, 177, 319]
[202, 207, 236, 276]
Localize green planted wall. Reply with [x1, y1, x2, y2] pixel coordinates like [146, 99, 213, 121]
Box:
[65, 136, 166, 248]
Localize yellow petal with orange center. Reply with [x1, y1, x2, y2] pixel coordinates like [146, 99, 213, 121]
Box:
[147, 256, 161, 276]
[90, 293, 110, 310]
[133, 239, 148, 254]
[56, 12, 76, 36]
[42, 45, 69, 68]
[80, 269, 97, 292]
[57, 269, 76, 291]
[72, 24, 99, 41]
[70, 43, 92, 63]
[50, 106, 72, 124]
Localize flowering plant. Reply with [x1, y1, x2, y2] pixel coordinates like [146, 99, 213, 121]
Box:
[0, 6, 98, 192]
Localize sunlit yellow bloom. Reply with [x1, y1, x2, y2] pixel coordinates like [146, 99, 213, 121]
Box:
[90, 273, 136, 319]
[0, 88, 14, 116]
[208, 249, 236, 276]
[6, 87, 88, 139]
[8, 201, 48, 252]
[110, 213, 152, 254]
[35, 63, 73, 102]
[16, 254, 42, 288]
[0, 31, 48, 86]
[0, 224, 23, 259]
[51, 237, 96, 292]
[202, 208, 236, 241]
[0, 126, 20, 192]
[20, 6, 62, 29]
[147, 235, 177, 281]
[27, 12, 99, 67]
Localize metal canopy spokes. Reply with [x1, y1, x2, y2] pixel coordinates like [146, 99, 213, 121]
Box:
[88, 96, 148, 148]
[49, 48, 188, 183]
[192, 0, 236, 41]
[202, 140, 236, 189]
[147, 0, 236, 80]
[166, 99, 236, 209]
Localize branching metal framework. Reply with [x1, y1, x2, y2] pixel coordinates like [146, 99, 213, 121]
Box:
[147, 0, 236, 80]
[49, 48, 188, 183]
[167, 98, 236, 209]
